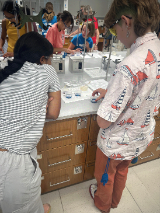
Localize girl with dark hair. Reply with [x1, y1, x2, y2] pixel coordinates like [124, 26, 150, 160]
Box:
[0, 31, 61, 213]
[0, 0, 32, 58]
[89, 0, 160, 212]
[39, 2, 57, 37]
[46, 10, 80, 54]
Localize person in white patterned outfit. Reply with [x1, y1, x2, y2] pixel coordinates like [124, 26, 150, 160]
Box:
[89, 0, 160, 212]
[0, 32, 61, 213]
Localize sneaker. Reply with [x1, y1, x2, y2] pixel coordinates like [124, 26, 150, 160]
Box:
[89, 184, 97, 200]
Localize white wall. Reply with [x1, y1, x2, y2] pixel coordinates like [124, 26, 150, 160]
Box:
[68, 0, 113, 18]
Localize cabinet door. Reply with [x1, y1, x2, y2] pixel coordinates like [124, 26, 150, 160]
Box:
[130, 140, 160, 167]
[84, 162, 95, 181]
[75, 116, 91, 142]
[89, 115, 100, 142]
[41, 164, 85, 194]
[38, 141, 87, 173]
[85, 140, 97, 163]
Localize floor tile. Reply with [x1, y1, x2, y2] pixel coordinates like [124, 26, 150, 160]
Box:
[126, 162, 160, 213]
[59, 179, 96, 212]
[131, 159, 160, 206]
[41, 190, 63, 213]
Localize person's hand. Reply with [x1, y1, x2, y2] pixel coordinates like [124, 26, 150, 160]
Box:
[3, 52, 14, 58]
[92, 88, 107, 101]
[46, 97, 53, 113]
[0, 46, 4, 54]
[75, 48, 82, 52]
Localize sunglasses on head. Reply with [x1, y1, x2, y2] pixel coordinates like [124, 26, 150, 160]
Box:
[109, 16, 132, 36]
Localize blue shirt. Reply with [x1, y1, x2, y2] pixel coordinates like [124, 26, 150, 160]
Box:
[39, 16, 57, 37]
[71, 33, 93, 50]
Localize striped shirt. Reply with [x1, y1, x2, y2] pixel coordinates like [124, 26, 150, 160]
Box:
[0, 62, 60, 154]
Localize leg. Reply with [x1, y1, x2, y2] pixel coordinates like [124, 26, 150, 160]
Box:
[111, 160, 132, 208]
[94, 148, 121, 213]
[0, 151, 44, 213]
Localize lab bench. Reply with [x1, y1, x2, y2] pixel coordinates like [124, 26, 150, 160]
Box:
[35, 54, 160, 194]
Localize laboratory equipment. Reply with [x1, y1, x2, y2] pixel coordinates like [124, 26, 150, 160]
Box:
[51, 55, 65, 74]
[69, 55, 84, 73]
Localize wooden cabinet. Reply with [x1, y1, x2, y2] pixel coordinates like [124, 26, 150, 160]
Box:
[37, 115, 90, 194]
[63, 37, 72, 48]
[38, 112, 160, 194]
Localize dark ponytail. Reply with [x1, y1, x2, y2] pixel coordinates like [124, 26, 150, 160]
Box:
[0, 31, 53, 83]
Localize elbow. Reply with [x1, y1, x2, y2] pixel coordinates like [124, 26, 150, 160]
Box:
[46, 111, 60, 120]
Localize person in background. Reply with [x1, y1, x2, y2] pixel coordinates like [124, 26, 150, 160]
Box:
[0, 31, 61, 213]
[80, 5, 85, 13]
[89, 0, 160, 213]
[0, 0, 32, 58]
[46, 10, 80, 54]
[39, 2, 57, 38]
[68, 5, 99, 51]
[68, 21, 95, 52]
[22, 6, 38, 32]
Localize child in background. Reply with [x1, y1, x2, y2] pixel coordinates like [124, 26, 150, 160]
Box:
[39, 2, 57, 38]
[89, 0, 160, 213]
[68, 22, 95, 52]
[46, 10, 79, 54]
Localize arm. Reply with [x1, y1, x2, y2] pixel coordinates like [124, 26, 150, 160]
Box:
[68, 27, 82, 37]
[46, 91, 61, 119]
[53, 47, 77, 54]
[94, 28, 99, 50]
[0, 19, 7, 53]
[97, 115, 112, 129]
[68, 42, 75, 50]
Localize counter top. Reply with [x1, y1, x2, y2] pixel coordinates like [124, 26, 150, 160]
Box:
[46, 51, 127, 122]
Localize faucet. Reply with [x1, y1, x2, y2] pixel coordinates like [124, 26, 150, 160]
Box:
[102, 56, 108, 70]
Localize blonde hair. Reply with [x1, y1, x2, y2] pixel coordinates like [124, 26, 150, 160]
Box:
[82, 22, 95, 37]
[104, 0, 160, 37]
[84, 5, 93, 15]
[43, 2, 55, 22]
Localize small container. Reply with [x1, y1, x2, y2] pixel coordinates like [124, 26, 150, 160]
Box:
[90, 96, 97, 103]
[75, 89, 81, 97]
[65, 91, 72, 99]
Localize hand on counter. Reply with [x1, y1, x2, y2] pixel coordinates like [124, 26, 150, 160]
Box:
[3, 52, 14, 58]
[92, 88, 107, 102]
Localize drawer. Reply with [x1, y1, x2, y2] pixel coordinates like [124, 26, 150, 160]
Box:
[84, 162, 95, 181]
[86, 140, 97, 163]
[88, 115, 100, 142]
[41, 164, 85, 193]
[38, 141, 87, 173]
[130, 140, 160, 167]
[37, 118, 77, 151]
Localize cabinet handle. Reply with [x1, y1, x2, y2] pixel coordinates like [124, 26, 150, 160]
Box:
[139, 152, 154, 160]
[47, 132, 73, 141]
[48, 158, 71, 167]
[50, 177, 70, 187]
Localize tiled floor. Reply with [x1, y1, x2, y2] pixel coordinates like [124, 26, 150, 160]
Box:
[41, 158, 160, 213]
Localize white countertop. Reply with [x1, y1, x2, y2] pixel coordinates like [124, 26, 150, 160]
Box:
[46, 51, 127, 122]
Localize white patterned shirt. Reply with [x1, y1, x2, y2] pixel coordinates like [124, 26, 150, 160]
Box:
[97, 32, 160, 160]
[0, 62, 60, 154]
